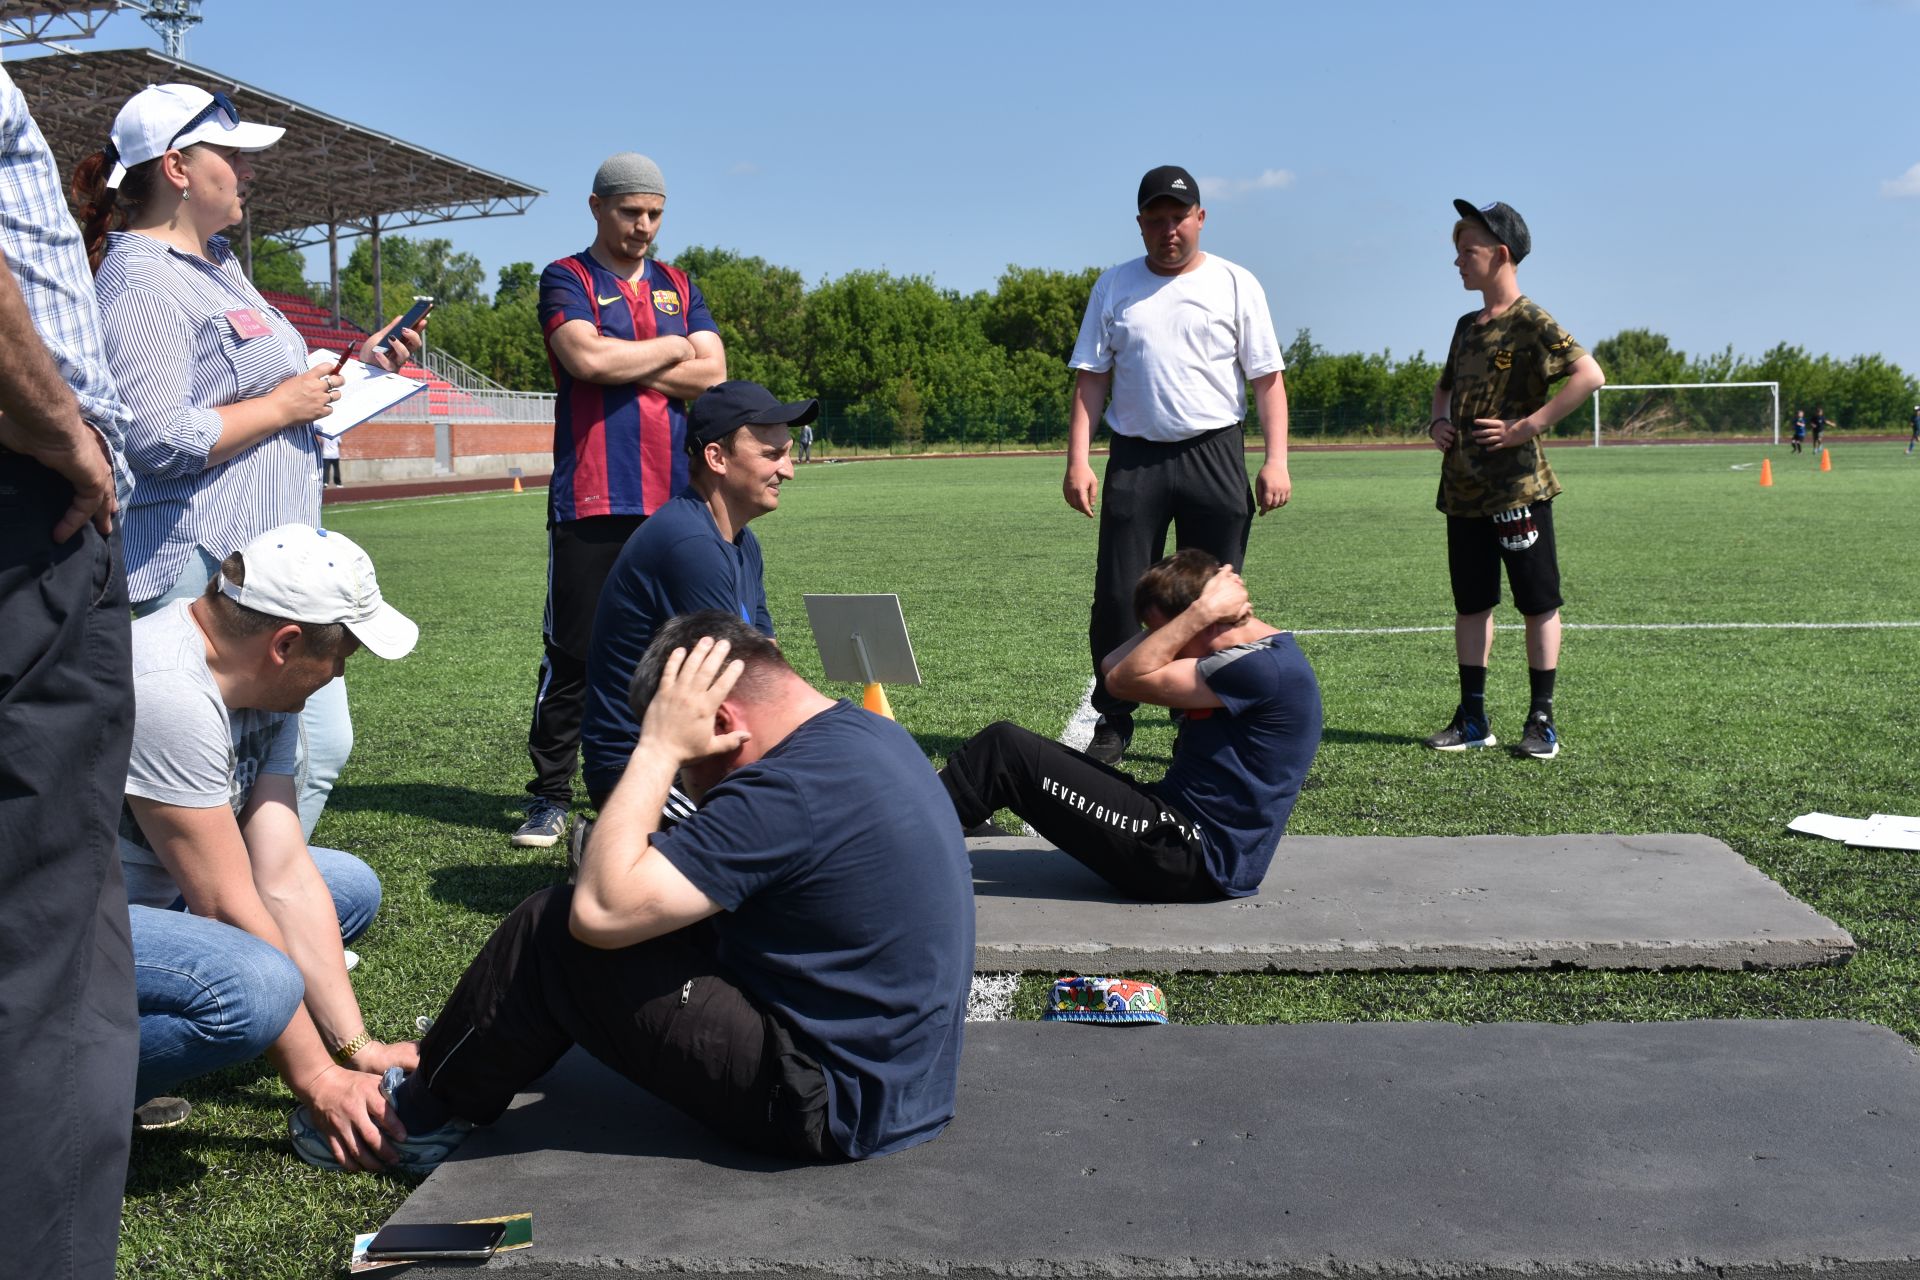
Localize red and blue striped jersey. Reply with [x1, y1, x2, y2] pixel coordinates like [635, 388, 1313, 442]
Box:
[539, 252, 718, 522]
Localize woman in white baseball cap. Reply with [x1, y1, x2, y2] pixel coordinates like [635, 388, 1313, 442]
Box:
[69, 83, 428, 838]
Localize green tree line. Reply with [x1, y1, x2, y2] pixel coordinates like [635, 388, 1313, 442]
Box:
[255, 236, 1919, 446]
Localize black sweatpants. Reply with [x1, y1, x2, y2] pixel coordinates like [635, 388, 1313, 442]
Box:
[941, 721, 1218, 902]
[414, 886, 836, 1159]
[525, 514, 645, 806]
[0, 455, 140, 1280]
[1090, 425, 1255, 721]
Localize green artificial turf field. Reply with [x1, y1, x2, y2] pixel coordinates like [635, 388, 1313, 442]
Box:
[117, 440, 1920, 1277]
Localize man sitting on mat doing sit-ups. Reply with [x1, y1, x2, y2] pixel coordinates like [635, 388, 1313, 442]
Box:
[941, 549, 1322, 902]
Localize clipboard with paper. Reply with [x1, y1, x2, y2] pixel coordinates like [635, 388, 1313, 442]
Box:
[306, 350, 429, 438]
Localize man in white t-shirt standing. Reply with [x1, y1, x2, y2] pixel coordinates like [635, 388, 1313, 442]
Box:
[1064, 165, 1291, 764]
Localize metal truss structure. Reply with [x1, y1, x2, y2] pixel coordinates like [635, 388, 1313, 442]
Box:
[11, 47, 542, 247]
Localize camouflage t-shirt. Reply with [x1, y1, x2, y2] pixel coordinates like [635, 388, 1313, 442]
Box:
[1436, 296, 1586, 517]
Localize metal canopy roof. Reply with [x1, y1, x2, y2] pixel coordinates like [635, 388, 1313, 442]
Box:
[8, 46, 542, 246]
[0, 1, 127, 47]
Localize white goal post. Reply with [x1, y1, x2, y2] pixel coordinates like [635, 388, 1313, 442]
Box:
[1589, 381, 1780, 446]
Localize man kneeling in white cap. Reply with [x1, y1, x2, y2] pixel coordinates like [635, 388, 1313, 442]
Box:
[120, 524, 420, 1169]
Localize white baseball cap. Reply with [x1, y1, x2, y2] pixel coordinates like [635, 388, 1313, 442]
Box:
[220, 525, 418, 661]
[107, 83, 284, 189]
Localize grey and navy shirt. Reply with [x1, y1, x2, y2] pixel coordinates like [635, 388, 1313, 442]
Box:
[1156, 633, 1323, 897]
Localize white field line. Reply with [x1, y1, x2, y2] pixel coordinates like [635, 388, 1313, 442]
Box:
[326, 491, 527, 515]
[1295, 621, 1920, 636]
[966, 973, 1019, 1022]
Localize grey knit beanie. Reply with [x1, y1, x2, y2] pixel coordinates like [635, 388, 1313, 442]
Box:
[593, 152, 666, 199]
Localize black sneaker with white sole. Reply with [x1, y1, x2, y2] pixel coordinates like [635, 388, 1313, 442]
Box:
[1514, 710, 1560, 759]
[1422, 707, 1497, 751]
[1084, 714, 1132, 766]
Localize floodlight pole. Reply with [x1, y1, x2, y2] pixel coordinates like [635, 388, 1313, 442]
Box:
[369, 215, 382, 323]
[327, 221, 341, 327]
[140, 0, 202, 58]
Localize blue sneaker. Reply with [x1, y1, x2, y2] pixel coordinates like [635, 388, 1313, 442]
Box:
[1423, 707, 1497, 751]
[1515, 710, 1560, 760]
[288, 1067, 472, 1175]
[511, 798, 568, 849]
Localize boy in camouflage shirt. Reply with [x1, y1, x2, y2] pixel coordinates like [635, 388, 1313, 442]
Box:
[1424, 200, 1606, 760]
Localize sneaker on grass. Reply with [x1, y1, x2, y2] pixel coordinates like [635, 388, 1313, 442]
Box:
[288, 1067, 471, 1176]
[1422, 707, 1497, 751]
[1514, 710, 1560, 760]
[1084, 714, 1132, 766]
[510, 797, 569, 848]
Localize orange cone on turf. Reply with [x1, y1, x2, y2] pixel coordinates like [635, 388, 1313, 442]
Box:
[1820, 447, 1832, 472]
[511, 475, 523, 493]
[1759, 457, 1773, 487]
[862, 682, 895, 720]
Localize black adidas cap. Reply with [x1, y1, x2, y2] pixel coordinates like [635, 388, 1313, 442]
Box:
[1453, 198, 1531, 265]
[1138, 165, 1201, 211]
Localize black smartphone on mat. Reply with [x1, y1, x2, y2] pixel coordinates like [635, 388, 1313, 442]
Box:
[364, 1220, 507, 1260]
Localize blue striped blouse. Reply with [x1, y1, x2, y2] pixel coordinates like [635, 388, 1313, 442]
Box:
[94, 230, 320, 604]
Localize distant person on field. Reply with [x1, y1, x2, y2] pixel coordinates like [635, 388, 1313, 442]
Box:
[1907, 406, 1917, 456]
[1810, 405, 1829, 453]
[578, 382, 813, 829]
[942, 550, 1322, 901]
[0, 64, 139, 1279]
[514, 152, 727, 851]
[799, 419, 813, 463]
[1790, 407, 1807, 454]
[119, 525, 419, 1170]
[1064, 164, 1292, 768]
[295, 612, 974, 1175]
[75, 84, 426, 841]
[320, 428, 342, 487]
[1423, 199, 1606, 761]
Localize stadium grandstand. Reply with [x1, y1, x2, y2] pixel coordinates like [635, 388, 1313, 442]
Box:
[4, 3, 556, 483]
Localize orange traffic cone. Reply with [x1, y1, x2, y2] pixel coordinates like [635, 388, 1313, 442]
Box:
[1759, 457, 1773, 487]
[862, 682, 895, 720]
[1819, 447, 1832, 472]
[511, 475, 523, 493]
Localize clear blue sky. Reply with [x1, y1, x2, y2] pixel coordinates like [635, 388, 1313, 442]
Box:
[56, 0, 1920, 372]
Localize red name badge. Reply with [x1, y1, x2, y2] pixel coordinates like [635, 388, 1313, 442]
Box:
[224, 308, 272, 339]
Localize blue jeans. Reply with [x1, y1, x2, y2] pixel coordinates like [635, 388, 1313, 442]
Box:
[132, 546, 354, 841]
[130, 846, 381, 1100]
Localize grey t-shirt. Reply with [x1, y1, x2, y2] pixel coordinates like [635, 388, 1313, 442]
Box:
[118, 600, 297, 908]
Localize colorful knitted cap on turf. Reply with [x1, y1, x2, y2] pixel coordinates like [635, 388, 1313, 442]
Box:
[1043, 976, 1168, 1025]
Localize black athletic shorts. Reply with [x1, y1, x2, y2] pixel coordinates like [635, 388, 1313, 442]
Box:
[1446, 499, 1562, 617]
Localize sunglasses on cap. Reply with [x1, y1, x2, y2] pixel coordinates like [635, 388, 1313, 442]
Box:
[168, 90, 239, 148]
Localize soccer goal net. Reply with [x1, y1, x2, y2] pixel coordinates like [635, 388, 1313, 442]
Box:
[1589, 382, 1780, 445]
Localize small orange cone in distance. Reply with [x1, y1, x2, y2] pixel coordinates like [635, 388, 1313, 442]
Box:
[862, 682, 895, 720]
[1759, 457, 1773, 487]
[1820, 447, 1832, 472]
[511, 475, 523, 493]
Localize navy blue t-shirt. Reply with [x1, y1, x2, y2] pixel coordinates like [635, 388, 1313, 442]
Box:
[653, 700, 974, 1159]
[1154, 633, 1322, 897]
[581, 492, 774, 800]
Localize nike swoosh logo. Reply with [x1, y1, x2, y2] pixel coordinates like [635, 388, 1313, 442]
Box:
[596, 294, 621, 306]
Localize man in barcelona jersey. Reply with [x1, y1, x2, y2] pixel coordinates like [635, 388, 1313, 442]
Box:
[513, 152, 728, 849]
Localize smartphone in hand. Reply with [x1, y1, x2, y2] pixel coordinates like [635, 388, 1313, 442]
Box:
[371, 295, 435, 356]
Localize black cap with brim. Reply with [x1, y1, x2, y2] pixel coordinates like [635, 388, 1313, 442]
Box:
[1453, 198, 1532, 265]
[686, 380, 820, 453]
[1138, 165, 1201, 211]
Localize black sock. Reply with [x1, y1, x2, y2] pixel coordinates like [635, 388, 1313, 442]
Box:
[392, 1073, 453, 1134]
[1529, 667, 1556, 717]
[1458, 665, 1488, 719]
